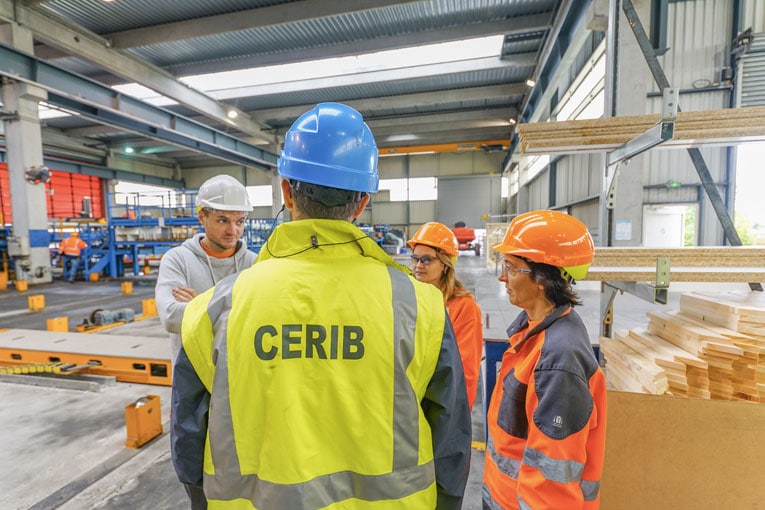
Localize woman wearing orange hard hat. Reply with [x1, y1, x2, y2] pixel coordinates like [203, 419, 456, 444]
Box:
[483, 210, 607, 510]
[407, 222, 483, 410]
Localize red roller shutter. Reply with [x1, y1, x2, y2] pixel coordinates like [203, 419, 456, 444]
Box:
[0, 163, 104, 222]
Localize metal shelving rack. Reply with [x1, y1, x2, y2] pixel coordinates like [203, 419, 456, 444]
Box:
[90, 189, 276, 278]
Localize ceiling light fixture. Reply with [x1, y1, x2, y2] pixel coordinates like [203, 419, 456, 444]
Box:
[124, 146, 135, 154]
[508, 119, 516, 125]
[525, 79, 536, 87]
[227, 110, 238, 119]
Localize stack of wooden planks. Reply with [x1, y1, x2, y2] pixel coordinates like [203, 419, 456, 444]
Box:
[600, 290, 765, 401]
[586, 246, 765, 283]
[516, 105, 765, 155]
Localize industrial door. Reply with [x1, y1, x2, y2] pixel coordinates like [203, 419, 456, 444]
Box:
[437, 175, 500, 229]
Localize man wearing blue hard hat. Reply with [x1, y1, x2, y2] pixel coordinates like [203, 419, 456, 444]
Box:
[171, 103, 471, 509]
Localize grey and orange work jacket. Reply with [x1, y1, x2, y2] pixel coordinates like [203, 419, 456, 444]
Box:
[483, 305, 607, 509]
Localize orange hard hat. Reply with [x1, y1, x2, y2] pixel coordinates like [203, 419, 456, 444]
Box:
[493, 210, 594, 280]
[407, 222, 459, 257]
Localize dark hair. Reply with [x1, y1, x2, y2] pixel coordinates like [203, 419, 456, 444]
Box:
[525, 259, 583, 308]
[290, 181, 365, 220]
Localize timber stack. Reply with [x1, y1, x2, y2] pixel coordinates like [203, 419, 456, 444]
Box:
[516, 105, 765, 155]
[601, 290, 765, 402]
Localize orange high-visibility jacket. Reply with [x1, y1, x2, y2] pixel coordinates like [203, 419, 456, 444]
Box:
[446, 294, 482, 409]
[483, 305, 607, 510]
[61, 236, 87, 257]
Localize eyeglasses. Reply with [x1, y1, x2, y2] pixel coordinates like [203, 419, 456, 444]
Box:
[411, 255, 437, 266]
[503, 261, 532, 277]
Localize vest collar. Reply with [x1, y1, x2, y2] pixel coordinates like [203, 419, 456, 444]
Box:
[258, 219, 410, 274]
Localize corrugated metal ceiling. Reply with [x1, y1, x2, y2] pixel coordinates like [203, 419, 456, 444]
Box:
[19, 0, 567, 165]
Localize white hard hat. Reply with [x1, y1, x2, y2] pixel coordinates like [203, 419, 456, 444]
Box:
[196, 175, 253, 212]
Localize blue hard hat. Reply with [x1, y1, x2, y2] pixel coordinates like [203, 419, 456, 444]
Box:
[278, 103, 379, 193]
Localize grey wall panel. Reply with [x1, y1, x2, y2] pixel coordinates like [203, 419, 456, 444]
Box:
[379, 157, 407, 179]
[370, 201, 408, 226]
[356, 208, 372, 225]
[661, 0, 733, 94]
[555, 153, 600, 206]
[644, 185, 699, 205]
[437, 175, 497, 228]
[379, 152, 504, 179]
[410, 156, 439, 178]
[252, 205, 273, 219]
[570, 199, 601, 245]
[742, 0, 765, 32]
[409, 200, 436, 226]
[526, 171, 550, 211]
[739, 33, 765, 107]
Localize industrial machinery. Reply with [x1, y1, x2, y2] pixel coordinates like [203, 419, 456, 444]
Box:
[452, 222, 481, 256]
[90, 189, 278, 278]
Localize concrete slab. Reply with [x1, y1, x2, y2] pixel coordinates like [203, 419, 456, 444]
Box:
[0, 381, 173, 510]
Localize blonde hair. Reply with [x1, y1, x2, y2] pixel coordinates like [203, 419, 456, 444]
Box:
[433, 249, 474, 303]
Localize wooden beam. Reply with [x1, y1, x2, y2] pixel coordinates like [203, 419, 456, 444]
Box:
[517, 106, 765, 154]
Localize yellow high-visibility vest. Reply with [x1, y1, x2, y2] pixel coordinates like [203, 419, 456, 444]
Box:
[182, 219, 447, 509]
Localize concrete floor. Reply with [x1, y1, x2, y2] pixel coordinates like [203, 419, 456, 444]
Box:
[0, 253, 749, 509]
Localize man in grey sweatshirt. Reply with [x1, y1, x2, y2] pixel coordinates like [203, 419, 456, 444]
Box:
[156, 175, 258, 364]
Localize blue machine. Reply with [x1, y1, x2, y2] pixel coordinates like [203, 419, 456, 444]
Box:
[86, 189, 279, 278]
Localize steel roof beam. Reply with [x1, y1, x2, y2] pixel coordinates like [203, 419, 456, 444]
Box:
[142, 13, 552, 76]
[212, 54, 535, 101]
[0, 0, 276, 143]
[250, 84, 527, 123]
[367, 108, 518, 129]
[108, 0, 421, 49]
[0, 44, 277, 169]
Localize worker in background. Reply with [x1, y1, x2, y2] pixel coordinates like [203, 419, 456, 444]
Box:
[60, 231, 87, 283]
[171, 103, 471, 510]
[155, 173, 257, 366]
[408, 222, 483, 410]
[483, 210, 607, 510]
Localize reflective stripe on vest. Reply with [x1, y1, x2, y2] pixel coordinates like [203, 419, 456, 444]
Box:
[485, 441, 600, 504]
[482, 485, 506, 510]
[523, 446, 584, 484]
[486, 435, 521, 480]
[201, 266, 434, 508]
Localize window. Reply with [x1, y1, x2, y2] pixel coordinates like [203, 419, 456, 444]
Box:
[114, 181, 186, 208]
[378, 177, 437, 201]
[246, 185, 274, 207]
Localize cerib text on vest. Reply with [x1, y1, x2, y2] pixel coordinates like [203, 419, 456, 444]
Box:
[254, 324, 365, 360]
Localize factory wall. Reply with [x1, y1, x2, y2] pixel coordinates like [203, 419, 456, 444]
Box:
[508, 0, 759, 247]
[179, 151, 504, 237]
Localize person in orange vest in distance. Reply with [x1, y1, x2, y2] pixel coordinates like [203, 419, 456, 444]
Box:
[483, 210, 607, 509]
[60, 231, 87, 283]
[407, 222, 483, 410]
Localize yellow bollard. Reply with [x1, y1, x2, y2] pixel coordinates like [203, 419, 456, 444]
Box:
[46, 316, 69, 332]
[125, 395, 162, 448]
[28, 294, 45, 312]
[15, 280, 28, 292]
[142, 298, 157, 317]
[89, 272, 100, 282]
[121, 281, 133, 295]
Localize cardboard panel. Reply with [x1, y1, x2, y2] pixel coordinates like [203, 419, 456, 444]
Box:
[601, 391, 765, 509]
